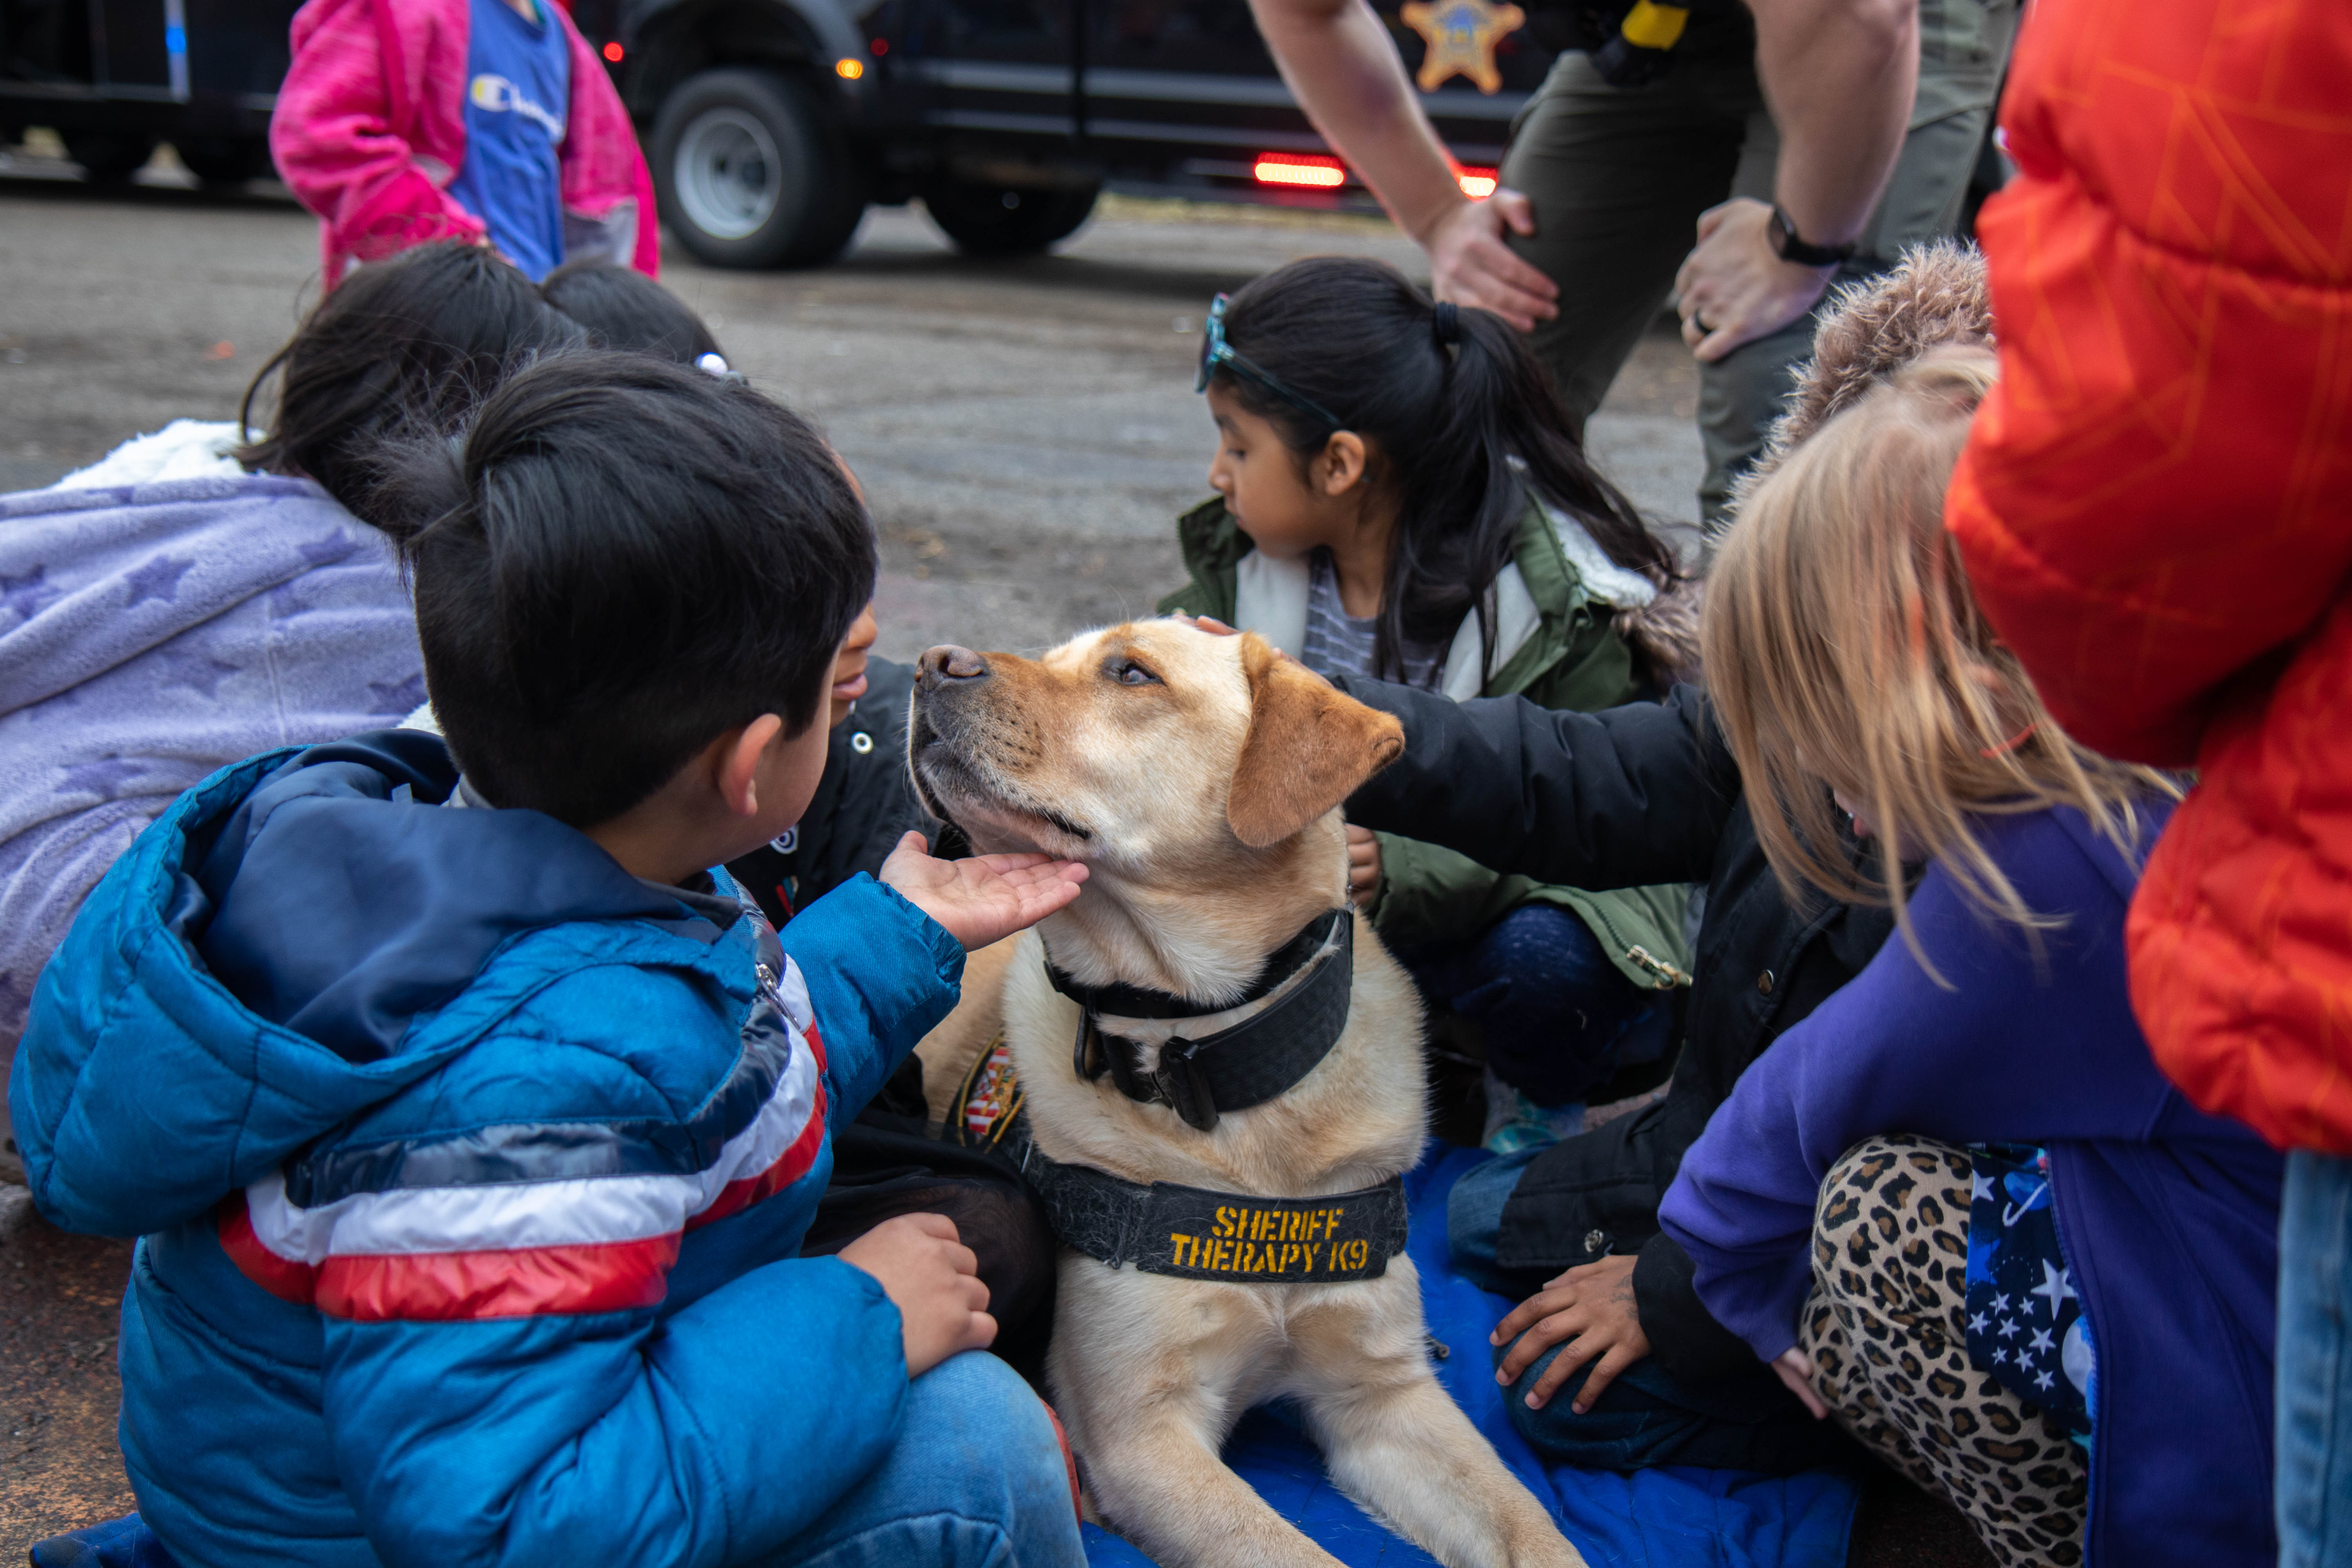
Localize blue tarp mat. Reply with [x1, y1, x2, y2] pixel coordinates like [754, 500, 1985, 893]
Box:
[1080, 1143, 1860, 1568]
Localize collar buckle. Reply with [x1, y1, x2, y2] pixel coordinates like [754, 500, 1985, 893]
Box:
[1152, 1036, 1220, 1132]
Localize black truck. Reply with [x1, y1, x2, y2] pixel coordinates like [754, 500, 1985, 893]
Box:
[0, 0, 1563, 266]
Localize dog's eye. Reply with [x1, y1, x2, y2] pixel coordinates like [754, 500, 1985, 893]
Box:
[1108, 659, 1161, 687]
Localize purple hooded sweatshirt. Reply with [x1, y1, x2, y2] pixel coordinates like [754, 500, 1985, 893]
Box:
[0, 451, 424, 1070]
[1661, 802, 2281, 1568]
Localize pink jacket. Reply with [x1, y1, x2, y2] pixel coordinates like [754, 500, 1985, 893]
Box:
[271, 0, 659, 285]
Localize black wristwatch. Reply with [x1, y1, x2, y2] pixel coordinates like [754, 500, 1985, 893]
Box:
[1768, 205, 1856, 268]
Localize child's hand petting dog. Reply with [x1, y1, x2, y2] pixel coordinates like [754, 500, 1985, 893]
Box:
[1176, 616, 1330, 687]
[838, 1212, 996, 1377]
[879, 831, 1087, 950]
[1488, 1253, 1651, 1414]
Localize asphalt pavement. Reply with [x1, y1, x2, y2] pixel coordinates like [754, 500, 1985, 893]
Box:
[0, 141, 1705, 666]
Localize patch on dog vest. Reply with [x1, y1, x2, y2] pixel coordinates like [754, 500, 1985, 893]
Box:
[949, 1039, 1407, 1283]
[956, 1032, 1023, 1149]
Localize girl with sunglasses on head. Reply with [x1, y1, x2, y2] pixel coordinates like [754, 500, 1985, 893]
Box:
[1161, 255, 1696, 1154]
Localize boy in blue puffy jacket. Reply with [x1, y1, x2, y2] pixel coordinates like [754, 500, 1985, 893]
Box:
[9, 354, 1090, 1568]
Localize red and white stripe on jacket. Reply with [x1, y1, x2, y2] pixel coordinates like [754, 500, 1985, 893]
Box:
[221, 957, 828, 1321]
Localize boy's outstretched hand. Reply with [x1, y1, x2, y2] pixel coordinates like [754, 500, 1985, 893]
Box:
[837, 1212, 996, 1377]
[879, 831, 1087, 949]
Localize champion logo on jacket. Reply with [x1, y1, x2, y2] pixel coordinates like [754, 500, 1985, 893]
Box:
[219, 955, 829, 1321]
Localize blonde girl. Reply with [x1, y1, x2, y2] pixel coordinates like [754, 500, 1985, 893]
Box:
[1706, 348, 2160, 967]
[1658, 345, 2282, 1568]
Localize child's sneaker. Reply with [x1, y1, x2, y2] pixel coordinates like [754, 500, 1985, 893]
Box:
[1480, 1067, 1584, 1154]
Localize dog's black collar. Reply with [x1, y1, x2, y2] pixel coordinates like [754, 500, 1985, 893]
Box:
[1043, 909, 1353, 1132]
[1044, 908, 1344, 1019]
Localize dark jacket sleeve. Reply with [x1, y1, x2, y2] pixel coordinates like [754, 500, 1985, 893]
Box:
[1333, 677, 1739, 893]
[727, 659, 950, 929]
[812, 659, 944, 891]
[1633, 1233, 1763, 1382]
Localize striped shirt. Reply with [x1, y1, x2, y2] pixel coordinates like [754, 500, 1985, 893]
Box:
[1298, 549, 1445, 690]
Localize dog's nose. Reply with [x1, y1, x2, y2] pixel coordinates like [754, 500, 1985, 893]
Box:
[917, 644, 989, 689]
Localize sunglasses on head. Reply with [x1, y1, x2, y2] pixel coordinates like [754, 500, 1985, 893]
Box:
[1195, 294, 1343, 431]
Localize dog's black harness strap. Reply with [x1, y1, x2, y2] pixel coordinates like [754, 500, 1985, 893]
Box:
[1052, 911, 1356, 1132]
[1009, 1126, 1409, 1284]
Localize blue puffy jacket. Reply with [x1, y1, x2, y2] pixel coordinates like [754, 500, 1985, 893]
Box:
[9, 731, 964, 1568]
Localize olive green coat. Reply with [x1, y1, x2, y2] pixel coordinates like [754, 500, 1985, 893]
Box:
[1158, 497, 1691, 991]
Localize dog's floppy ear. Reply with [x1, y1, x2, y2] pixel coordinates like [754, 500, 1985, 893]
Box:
[1226, 633, 1405, 849]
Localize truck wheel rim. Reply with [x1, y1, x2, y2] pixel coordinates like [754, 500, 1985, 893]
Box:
[675, 107, 784, 240]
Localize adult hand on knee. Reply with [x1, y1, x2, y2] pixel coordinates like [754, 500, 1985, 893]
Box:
[1488, 1254, 1650, 1414]
[1671, 197, 1838, 363]
[838, 1212, 998, 1376]
[1424, 191, 1559, 334]
[1771, 1348, 1829, 1419]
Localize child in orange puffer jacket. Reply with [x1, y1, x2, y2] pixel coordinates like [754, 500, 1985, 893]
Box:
[1942, 0, 2352, 1560]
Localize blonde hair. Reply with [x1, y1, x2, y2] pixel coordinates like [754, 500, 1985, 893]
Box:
[1702, 348, 2173, 975]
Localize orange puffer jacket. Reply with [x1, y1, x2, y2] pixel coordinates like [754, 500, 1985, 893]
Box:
[1945, 0, 2352, 1152]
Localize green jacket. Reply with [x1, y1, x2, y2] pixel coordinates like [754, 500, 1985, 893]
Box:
[1158, 497, 1691, 991]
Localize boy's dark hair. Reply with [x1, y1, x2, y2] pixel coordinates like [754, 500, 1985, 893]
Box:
[236, 243, 586, 512]
[381, 353, 876, 828]
[1213, 257, 1676, 682]
[540, 261, 724, 366]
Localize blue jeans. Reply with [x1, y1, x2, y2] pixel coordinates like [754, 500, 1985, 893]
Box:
[769, 1350, 1085, 1568]
[32, 1353, 1082, 1568]
[1400, 905, 1669, 1107]
[2280, 1150, 2352, 1568]
[1447, 1146, 1551, 1296]
[1448, 1151, 1845, 1475]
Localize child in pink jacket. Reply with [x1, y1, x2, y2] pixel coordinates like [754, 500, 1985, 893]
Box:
[272, 0, 659, 285]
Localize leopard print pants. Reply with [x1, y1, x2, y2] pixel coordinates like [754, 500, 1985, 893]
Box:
[1798, 1136, 2089, 1568]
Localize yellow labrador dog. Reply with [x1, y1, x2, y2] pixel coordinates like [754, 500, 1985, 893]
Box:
[909, 618, 1583, 1568]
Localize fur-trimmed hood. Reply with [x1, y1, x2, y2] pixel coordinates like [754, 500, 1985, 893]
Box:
[1724, 240, 1994, 524]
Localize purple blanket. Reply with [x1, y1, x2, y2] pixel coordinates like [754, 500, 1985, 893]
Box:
[0, 472, 423, 1065]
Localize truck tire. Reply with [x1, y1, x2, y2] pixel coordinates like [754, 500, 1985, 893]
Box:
[920, 179, 1098, 256]
[652, 67, 862, 269]
[65, 130, 156, 185]
[177, 136, 274, 189]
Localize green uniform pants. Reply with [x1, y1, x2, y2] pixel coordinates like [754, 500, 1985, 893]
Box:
[1497, 0, 2017, 528]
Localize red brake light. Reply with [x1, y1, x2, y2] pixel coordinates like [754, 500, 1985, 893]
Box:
[1252, 154, 1346, 189]
[601, 40, 622, 62]
[1456, 167, 1498, 199]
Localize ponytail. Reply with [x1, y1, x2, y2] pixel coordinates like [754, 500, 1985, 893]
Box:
[234, 243, 586, 518]
[234, 245, 730, 533]
[1212, 257, 1677, 684]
